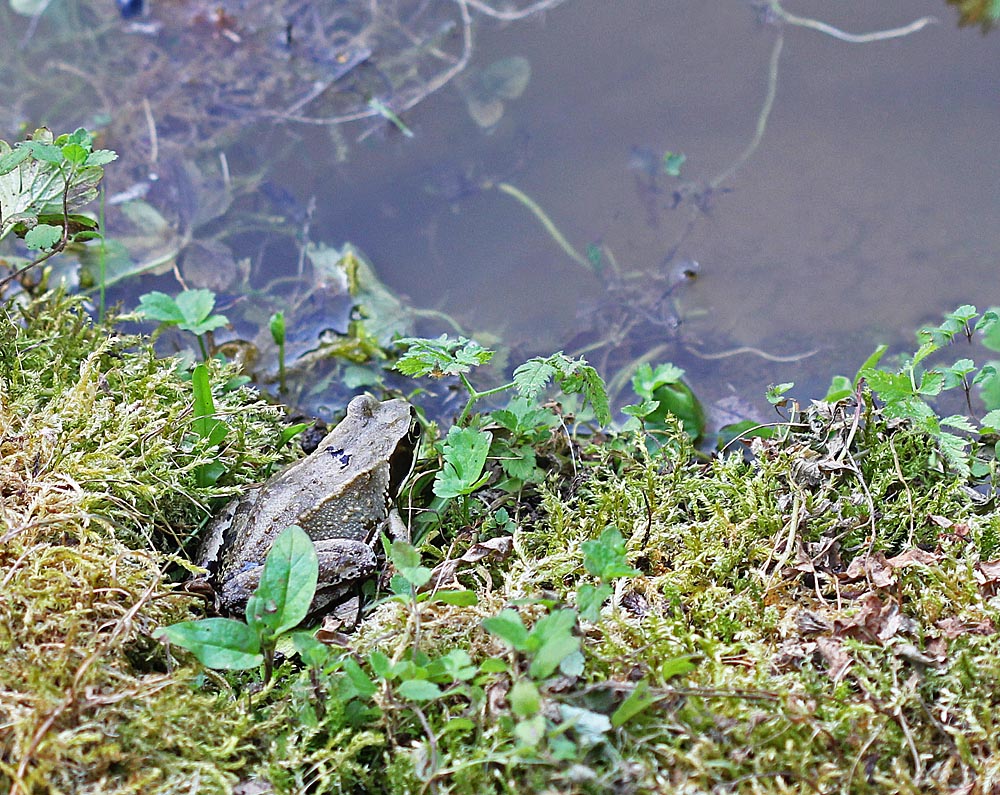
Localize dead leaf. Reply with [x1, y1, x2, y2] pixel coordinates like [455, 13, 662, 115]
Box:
[815, 637, 852, 682]
[885, 548, 939, 568]
[974, 559, 1000, 596]
[428, 536, 513, 589]
[935, 616, 996, 639]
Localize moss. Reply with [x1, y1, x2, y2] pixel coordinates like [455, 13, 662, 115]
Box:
[0, 292, 286, 793]
[5, 292, 1000, 795]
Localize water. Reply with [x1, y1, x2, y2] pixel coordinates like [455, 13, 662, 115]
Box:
[3, 0, 999, 418]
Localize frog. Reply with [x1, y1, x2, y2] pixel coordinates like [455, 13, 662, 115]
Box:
[196, 394, 418, 616]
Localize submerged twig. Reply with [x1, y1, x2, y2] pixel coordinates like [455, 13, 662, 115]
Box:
[766, 2, 937, 44]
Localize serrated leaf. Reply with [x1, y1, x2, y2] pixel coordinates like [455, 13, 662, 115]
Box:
[513, 358, 557, 399]
[582, 527, 640, 580]
[137, 291, 186, 324]
[24, 223, 62, 251]
[433, 426, 492, 498]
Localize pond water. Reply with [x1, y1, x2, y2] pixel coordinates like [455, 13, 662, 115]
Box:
[3, 0, 999, 422]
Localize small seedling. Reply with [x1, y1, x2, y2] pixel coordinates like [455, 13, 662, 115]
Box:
[156, 525, 319, 684]
[190, 363, 228, 487]
[137, 288, 228, 360]
[576, 526, 640, 622]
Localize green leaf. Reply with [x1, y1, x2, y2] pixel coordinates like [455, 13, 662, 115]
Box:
[980, 409, 1000, 432]
[137, 291, 186, 324]
[766, 382, 795, 405]
[823, 375, 853, 402]
[509, 679, 541, 718]
[390, 541, 432, 589]
[397, 679, 442, 701]
[191, 364, 228, 447]
[341, 657, 378, 699]
[432, 590, 479, 606]
[632, 362, 684, 397]
[528, 610, 581, 679]
[23, 223, 62, 251]
[660, 656, 697, 680]
[482, 608, 530, 651]
[394, 335, 493, 377]
[175, 288, 228, 335]
[291, 631, 329, 668]
[433, 426, 493, 498]
[22, 141, 64, 164]
[577, 582, 612, 623]
[0, 146, 31, 175]
[513, 358, 557, 399]
[155, 618, 263, 670]
[582, 527, 640, 581]
[85, 149, 118, 167]
[61, 143, 88, 165]
[611, 679, 657, 727]
[245, 526, 319, 636]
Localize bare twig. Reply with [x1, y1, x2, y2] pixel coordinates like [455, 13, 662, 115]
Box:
[767, 2, 937, 44]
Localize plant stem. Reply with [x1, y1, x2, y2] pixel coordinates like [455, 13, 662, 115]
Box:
[494, 182, 596, 275]
[457, 375, 516, 425]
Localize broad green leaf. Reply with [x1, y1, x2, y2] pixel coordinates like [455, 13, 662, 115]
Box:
[433, 426, 492, 498]
[980, 409, 1000, 432]
[660, 656, 697, 680]
[0, 146, 31, 175]
[340, 657, 378, 699]
[85, 149, 118, 166]
[823, 375, 853, 402]
[390, 541, 432, 589]
[174, 288, 227, 334]
[577, 582, 612, 623]
[611, 679, 657, 727]
[246, 525, 319, 635]
[155, 618, 262, 670]
[137, 291, 186, 324]
[509, 679, 540, 718]
[291, 631, 329, 668]
[432, 589, 479, 606]
[61, 143, 88, 165]
[632, 362, 685, 396]
[397, 679, 442, 701]
[529, 632, 581, 680]
[582, 527, 640, 581]
[482, 608, 530, 650]
[24, 223, 62, 251]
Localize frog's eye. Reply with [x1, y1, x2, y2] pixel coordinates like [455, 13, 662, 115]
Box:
[327, 447, 351, 469]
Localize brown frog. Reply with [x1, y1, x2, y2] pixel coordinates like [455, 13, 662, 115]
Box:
[196, 395, 417, 615]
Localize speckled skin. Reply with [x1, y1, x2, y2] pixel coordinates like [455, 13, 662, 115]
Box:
[197, 395, 416, 613]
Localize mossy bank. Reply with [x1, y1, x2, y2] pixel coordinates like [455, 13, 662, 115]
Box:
[3, 293, 1000, 794]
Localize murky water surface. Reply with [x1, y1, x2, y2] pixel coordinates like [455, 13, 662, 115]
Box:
[2, 0, 998, 419]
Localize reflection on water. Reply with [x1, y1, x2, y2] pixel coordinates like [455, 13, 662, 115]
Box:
[2, 0, 998, 418]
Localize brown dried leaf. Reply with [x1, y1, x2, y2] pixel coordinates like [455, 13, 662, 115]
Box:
[428, 536, 513, 589]
[815, 637, 852, 682]
[935, 616, 997, 639]
[885, 548, 939, 569]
